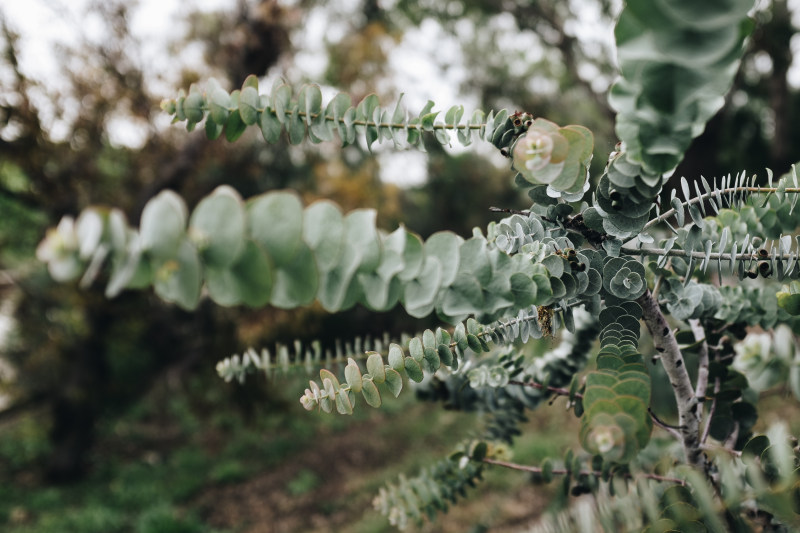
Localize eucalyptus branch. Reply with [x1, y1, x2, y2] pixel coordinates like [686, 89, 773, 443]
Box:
[210, 102, 488, 133]
[481, 457, 686, 486]
[619, 247, 796, 261]
[295, 110, 487, 132]
[643, 186, 800, 231]
[222, 306, 555, 389]
[637, 289, 707, 469]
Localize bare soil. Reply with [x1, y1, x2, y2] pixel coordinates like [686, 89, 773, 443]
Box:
[195, 416, 555, 533]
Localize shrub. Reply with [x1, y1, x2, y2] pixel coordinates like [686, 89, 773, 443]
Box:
[39, 1, 800, 530]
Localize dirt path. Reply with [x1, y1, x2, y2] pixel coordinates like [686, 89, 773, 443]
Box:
[196, 420, 389, 533]
[195, 414, 554, 533]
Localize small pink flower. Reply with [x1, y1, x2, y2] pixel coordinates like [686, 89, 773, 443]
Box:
[513, 129, 554, 172]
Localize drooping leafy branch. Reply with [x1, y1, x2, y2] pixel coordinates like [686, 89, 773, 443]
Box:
[374, 314, 600, 527]
[583, 0, 754, 240]
[38, 186, 561, 319]
[610, 0, 754, 176]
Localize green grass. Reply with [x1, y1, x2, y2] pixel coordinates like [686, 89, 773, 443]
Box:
[0, 365, 576, 533]
[0, 371, 319, 532]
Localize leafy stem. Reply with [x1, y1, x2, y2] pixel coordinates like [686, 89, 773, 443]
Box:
[619, 247, 795, 262]
[644, 186, 800, 232]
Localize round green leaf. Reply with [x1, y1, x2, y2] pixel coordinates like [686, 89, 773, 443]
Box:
[441, 273, 483, 316]
[318, 242, 360, 312]
[140, 190, 188, 260]
[205, 241, 274, 307]
[384, 368, 403, 398]
[366, 352, 386, 384]
[403, 256, 442, 318]
[345, 358, 363, 393]
[361, 378, 382, 408]
[248, 191, 304, 267]
[153, 239, 201, 310]
[344, 209, 381, 273]
[424, 232, 463, 287]
[335, 389, 354, 415]
[238, 86, 260, 125]
[303, 200, 344, 272]
[387, 344, 405, 371]
[189, 185, 246, 268]
[404, 357, 423, 383]
[270, 242, 318, 308]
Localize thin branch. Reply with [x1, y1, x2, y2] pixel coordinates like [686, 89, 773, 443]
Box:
[723, 421, 740, 450]
[644, 186, 800, 231]
[700, 443, 742, 457]
[638, 289, 707, 469]
[649, 407, 683, 441]
[481, 457, 686, 486]
[619, 246, 797, 261]
[207, 104, 491, 133]
[489, 206, 530, 216]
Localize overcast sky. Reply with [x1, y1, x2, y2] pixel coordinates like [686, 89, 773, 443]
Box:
[8, 0, 800, 186]
[2, 0, 229, 81]
[0, 0, 482, 185]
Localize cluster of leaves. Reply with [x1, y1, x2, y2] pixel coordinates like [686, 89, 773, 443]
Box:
[293, 249, 646, 422]
[579, 302, 652, 464]
[587, 152, 662, 239]
[417, 312, 600, 444]
[38, 186, 556, 320]
[216, 333, 394, 385]
[372, 440, 500, 531]
[642, 168, 800, 320]
[510, 118, 593, 195]
[644, 429, 800, 531]
[732, 325, 800, 395]
[610, 0, 753, 176]
[298, 323, 475, 414]
[582, 0, 753, 239]
[716, 285, 800, 328]
[163, 76, 597, 199]
[524, 428, 800, 533]
[163, 77, 556, 160]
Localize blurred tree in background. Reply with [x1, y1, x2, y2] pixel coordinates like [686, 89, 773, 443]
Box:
[0, 0, 798, 530]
